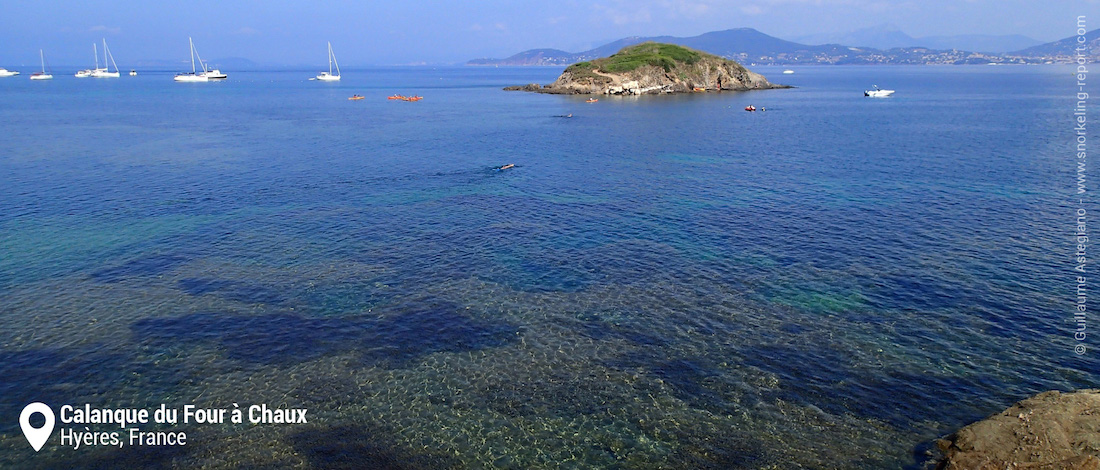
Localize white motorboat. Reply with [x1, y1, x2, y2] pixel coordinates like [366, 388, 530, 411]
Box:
[30, 50, 52, 80]
[130, 70, 137, 76]
[0, 68, 19, 77]
[315, 42, 341, 81]
[204, 69, 227, 80]
[782, 69, 794, 74]
[864, 85, 894, 97]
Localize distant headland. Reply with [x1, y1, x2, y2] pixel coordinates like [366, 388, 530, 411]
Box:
[505, 42, 788, 95]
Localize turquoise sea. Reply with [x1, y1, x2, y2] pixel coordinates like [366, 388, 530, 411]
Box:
[0, 65, 1096, 468]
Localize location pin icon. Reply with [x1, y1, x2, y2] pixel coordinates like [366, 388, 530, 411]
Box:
[20, 402, 55, 452]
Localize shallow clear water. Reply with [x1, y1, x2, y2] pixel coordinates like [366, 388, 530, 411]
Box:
[0, 65, 1095, 468]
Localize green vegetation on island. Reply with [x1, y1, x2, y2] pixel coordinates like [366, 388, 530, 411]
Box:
[593, 43, 702, 73]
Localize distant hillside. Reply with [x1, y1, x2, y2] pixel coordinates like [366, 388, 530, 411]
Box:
[470, 28, 854, 66]
[473, 27, 1094, 66]
[795, 24, 1041, 53]
[468, 49, 576, 66]
[918, 34, 1042, 53]
[1011, 29, 1100, 59]
[796, 24, 918, 50]
[576, 29, 838, 58]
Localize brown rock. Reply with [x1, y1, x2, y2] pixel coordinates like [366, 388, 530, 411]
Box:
[937, 389, 1100, 469]
[503, 83, 543, 92]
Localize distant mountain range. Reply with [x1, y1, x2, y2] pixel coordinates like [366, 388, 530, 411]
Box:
[468, 28, 1095, 66]
[1015, 29, 1100, 57]
[794, 24, 1042, 53]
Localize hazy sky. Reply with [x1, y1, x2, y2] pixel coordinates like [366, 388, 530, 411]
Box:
[0, 0, 1095, 66]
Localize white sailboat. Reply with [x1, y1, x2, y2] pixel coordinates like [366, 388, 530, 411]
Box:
[91, 39, 120, 78]
[0, 68, 19, 77]
[175, 37, 210, 82]
[315, 42, 341, 81]
[75, 43, 98, 77]
[30, 50, 52, 80]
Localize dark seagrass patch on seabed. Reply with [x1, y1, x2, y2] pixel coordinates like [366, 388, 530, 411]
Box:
[178, 277, 291, 305]
[742, 343, 1008, 428]
[91, 254, 190, 283]
[130, 304, 519, 368]
[0, 346, 195, 422]
[288, 423, 462, 470]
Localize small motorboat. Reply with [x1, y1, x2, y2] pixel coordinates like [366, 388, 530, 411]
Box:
[586, 98, 598, 103]
[864, 85, 894, 97]
[348, 95, 365, 101]
[783, 69, 794, 74]
[744, 105, 756, 112]
[130, 70, 137, 76]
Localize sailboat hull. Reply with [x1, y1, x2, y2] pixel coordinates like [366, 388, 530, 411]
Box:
[316, 73, 340, 81]
[32, 50, 51, 80]
[174, 74, 208, 82]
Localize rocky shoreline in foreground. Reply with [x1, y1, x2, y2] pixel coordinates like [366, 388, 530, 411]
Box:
[934, 389, 1100, 469]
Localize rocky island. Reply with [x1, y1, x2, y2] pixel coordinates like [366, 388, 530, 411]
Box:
[505, 42, 788, 95]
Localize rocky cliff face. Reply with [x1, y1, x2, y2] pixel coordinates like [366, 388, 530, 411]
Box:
[505, 42, 787, 95]
[547, 60, 779, 95]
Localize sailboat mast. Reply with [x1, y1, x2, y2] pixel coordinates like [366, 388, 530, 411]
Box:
[40, 49, 44, 73]
[328, 42, 333, 75]
[104, 39, 118, 73]
[189, 37, 195, 73]
[94, 43, 99, 69]
[195, 44, 207, 73]
[330, 43, 340, 77]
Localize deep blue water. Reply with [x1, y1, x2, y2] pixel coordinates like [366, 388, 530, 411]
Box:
[0, 65, 1095, 468]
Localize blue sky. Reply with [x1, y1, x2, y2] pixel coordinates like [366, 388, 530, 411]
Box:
[0, 0, 1095, 66]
